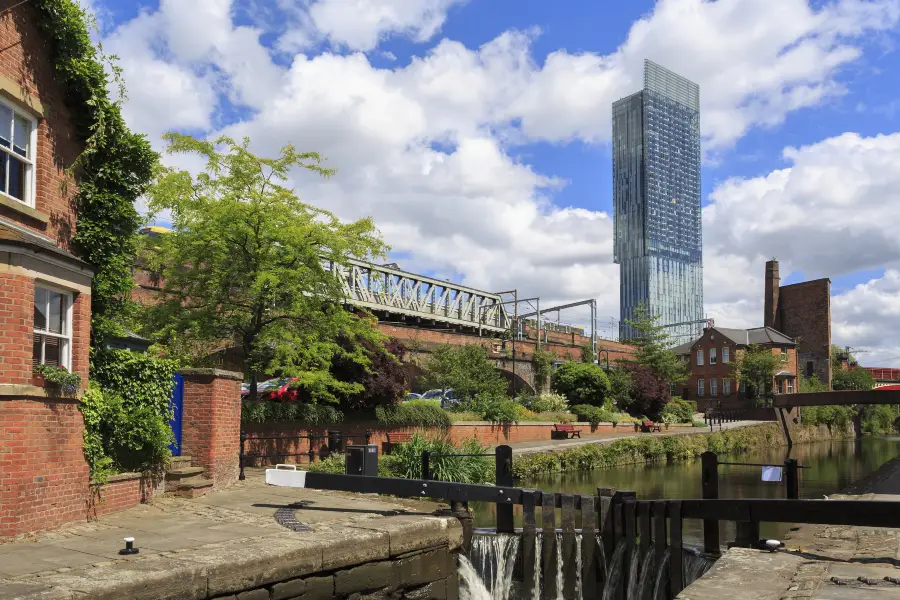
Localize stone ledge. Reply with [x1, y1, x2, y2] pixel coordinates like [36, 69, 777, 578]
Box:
[0, 383, 83, 401]
[0, 194, 50, 223]
[101, 472, 144, 484]
[180, 368, 244, 381]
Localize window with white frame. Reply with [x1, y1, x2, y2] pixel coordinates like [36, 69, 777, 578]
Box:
[724, 378, 731, 395]
[33, 286, 72, 369]
[696, 349, 704, 366]
[787, 378, 794, 393]
[722, 346, 730, 363]
[709, 347, 717, 365]
[0, 99, 37, 206]
[697, 379, 705, 396]
[710, 378, 718, 396]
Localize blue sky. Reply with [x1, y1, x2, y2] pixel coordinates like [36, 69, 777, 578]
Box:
[92, 0, 900, 364]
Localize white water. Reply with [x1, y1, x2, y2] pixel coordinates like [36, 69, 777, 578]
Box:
[464, 534, 521, 600]
[459, 555, 493, 600]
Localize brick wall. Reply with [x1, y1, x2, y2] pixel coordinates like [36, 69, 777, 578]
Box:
[0, 273, 34, 385]
[87, 473, 161, 520]
[181, 369, 243, 487]
[0, 397, 90, 536]
[778, 279, 832, 386]
[0, 1, 82, 245]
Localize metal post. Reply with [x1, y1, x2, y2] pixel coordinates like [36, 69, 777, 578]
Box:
[701, 451, 720, 555]
[365, 430, 372, 445]
[495, 445, 514, 533]
[536, 298, 541, 350]
[785, 458, 799, 500]
[421, 450, 430, 481]
[307, 433, 316, 464]
[239, 433, 246, 481]
[591, 299, 597, 361]
[512, 290, 518, 397]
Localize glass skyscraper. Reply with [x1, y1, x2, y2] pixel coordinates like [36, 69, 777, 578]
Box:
[613, 60, 703, 342]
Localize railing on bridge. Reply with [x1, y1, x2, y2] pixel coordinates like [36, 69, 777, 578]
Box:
[326, 258, 509, 332]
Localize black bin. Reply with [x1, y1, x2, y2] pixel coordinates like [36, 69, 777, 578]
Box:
[345, 444, 378, 476]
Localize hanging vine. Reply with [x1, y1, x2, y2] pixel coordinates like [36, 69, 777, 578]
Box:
[29, 0, 159, 348]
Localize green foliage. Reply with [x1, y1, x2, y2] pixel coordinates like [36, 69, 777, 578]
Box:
[801, 405, 854, 430]
[519, 393, 568, 413]
[692, 420, 707, 428]
[83, 349, 176, 479]
[33, 364, 82, 395]
[580, 343, 594, 364]
[419, 344, 507, 401]
[140, 134, 386, 403]
[661, 399, 695, 424]
[475, 395, 520, 424]
[799, 375, 828, 393]
[731, 344, 785, 401]
[607, 367, 634, 409]
[569, 404, 635, 426]
[622, 304, 687, 385]
[802, 403, 899, 435]
[29, 1, 158, 344]
[531, 346, 556, 390]
[241, 401, 342, 425]
[375, 401, 451, 428]
[832, 368, 876, 391]
[860, 405, 900, 434]
[390, 435, 493, 483]
[512, 423, 792, 478]
[551, 361, 610, 407]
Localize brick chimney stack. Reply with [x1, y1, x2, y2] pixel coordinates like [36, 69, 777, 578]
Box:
[764, 259, 780, 330]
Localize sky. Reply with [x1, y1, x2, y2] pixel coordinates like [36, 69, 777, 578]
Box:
[85, 0, 900, 366]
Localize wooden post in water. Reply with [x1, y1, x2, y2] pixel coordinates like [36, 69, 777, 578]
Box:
[580, 495, 598, 600]
[784, 458, 799, 500]
[638, 501, 652, 559]
[598, 487, 617, 575]
[669, 501, 685, 596]
[621, 491, 637, 595]
[700, 452, 720, 555]
[495, 445, 514, 533]
[541, 493, 557, 600]
[652, 501, 667, 584]
[521, 490, 539, 600]
[560, 495, 578, 600]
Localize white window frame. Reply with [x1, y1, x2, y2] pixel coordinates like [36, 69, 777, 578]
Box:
[0, 96, 38, 208]
[787, 378, 794, 393]
[710, 378, 718, 396]
[724, 378, 731, 395]
[709, 347, 717, 365]
[696, 349, 704, 366]
[722, 347, 730, 364]
[33, 283, 73, 370]
[697, 379, 705, 396]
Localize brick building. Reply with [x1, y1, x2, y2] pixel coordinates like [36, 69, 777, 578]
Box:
[0, 2, 97, 535]
[675, 326, 799, 411]
[764, 259, 832, 386]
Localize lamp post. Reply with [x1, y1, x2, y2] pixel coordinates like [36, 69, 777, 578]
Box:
[599, 349, 610, 371]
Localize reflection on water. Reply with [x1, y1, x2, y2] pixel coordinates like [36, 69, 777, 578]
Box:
[472, 437, 900, 544]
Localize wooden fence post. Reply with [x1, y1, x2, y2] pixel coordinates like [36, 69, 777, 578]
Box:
[495, 445, 514, 533]
[701, 452, 720, 555]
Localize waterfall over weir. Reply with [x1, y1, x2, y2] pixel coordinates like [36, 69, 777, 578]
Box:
[459, 532, 715, 600]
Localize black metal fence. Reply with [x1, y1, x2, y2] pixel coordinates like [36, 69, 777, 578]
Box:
[239, 430, 371, 481]
[296, 447, 900, 599]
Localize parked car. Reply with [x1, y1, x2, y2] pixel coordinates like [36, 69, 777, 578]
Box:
[241, 378, 299, 401]
[421, 388, 461, 409]
[404, 392, 422, 402]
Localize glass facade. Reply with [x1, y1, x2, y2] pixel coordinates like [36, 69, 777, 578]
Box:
[613, 60, 703, 342]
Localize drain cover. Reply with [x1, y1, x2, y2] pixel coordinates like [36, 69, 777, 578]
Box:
[275, 507, 312, 532]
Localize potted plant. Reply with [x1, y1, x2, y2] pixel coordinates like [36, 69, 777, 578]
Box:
[33, 364, 81, 396]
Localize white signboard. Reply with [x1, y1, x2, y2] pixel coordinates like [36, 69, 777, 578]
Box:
[761, 466, 783, 482]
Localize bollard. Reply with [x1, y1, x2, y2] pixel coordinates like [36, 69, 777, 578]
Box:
[495, 445, 514, 533]
[701, 452, 720, 555]
[784, 458, 800, 500]
[451, 500, 473, 554]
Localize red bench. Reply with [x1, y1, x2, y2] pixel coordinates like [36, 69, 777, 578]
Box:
[553, 423, 581, 439]
[640, 421, 662, 433]
[383, 432, 414, 455]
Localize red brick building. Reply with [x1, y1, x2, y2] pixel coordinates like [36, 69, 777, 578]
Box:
[0, 2, 97, 536]
[675, 326, 799, 411]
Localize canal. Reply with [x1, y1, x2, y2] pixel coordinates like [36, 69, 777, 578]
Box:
[473, 436, 900, 546]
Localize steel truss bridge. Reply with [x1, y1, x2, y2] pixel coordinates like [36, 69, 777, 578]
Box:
[328, 258, 510, 333]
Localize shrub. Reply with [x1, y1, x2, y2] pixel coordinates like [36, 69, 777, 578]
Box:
[551, 362, 610, 407]
[85, 349, 177, 481]
[617, 364, 670, 421]
[520, 393, 569, 413]
[661, 399, 695, 424]
[570, 404, 609, 426]
[308, 453, 400, 478]
[692, 420, 707, 428]
[448, 410, 483, 422]
[375, 402, 451, 428]
[390, 435, 493, 483]
[241, 401, 343, 425]
[480, 397, 520, 424]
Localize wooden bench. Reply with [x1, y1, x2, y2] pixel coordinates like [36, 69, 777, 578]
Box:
[383, 432, 414, 455]
[553, 423, 581, 439]
[640, 421, 662, 433]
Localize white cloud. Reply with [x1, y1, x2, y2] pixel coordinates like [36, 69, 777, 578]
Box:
[833, 270, 900, 366]
[279, 0, 468, 52]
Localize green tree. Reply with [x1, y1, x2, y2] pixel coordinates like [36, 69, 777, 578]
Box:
[580, 343, 593, 363]
[731, 344, 785, 403]
[140, 134, 387, 402]
[551, 361, 610, 407]
[799, 375, 828, 393]
[832, 368, 875, 391]
[532, 346, 556, 391]
[420, 344, 507, 401]
[607, 366, 634, 410]
[623, 304, 688, 386]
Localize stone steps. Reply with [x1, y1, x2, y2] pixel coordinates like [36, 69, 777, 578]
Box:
[175, 479, 214, 498]
[164, 456, 214, 497]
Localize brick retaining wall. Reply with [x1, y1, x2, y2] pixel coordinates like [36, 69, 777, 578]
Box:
[87, 473, 163, 520]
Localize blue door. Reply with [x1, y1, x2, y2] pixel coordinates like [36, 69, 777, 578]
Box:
[169, 373, 184, 456]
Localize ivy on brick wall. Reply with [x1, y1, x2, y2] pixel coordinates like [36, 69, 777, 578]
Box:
[30, 0, 158, 345]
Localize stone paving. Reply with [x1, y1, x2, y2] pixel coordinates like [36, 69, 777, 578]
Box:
[0, 469, 459, 599]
